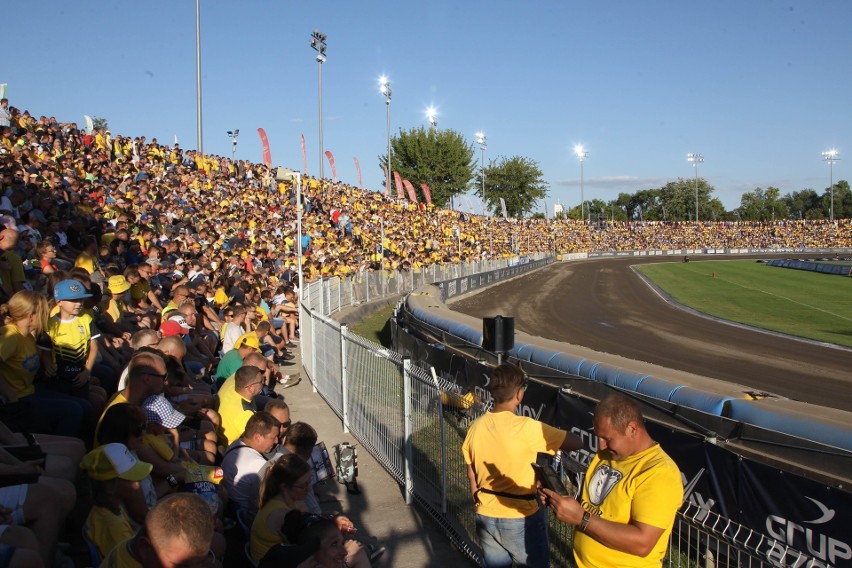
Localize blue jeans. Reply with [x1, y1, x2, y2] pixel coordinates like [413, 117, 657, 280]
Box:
[476, 506, 550, 568]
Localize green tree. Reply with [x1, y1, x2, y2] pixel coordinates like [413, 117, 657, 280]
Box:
[822, 180, 851, 220]
[92, 117, 109, 131]
[476, 156, 549, 217]
[659, 178, 716, 220]
[379, 127, 475, 206]
[783, 189, 820, 219]
[737, 187, 789, 221]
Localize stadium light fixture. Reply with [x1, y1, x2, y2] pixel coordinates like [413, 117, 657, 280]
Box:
[426, 106, 438, 129]
[310, 30, 327, 180]
[226, 129, 239, 161]
[574, 144, 588, 222]
[379, 76, 392, 195]
[822, 149, 840, 221]
[687, 153, 704, 222]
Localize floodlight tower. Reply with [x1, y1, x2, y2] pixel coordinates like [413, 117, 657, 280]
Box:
[310, 30, 327, 180]
[379, 76, 392, 194]
[822, 149, 840, 221]
[475, 132, 487, 200]
[687, 153, 704, 221]
[574, 145, 588, 221]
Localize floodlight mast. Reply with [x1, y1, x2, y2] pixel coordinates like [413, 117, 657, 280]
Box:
[310, 30, 327, 180]
[687, 153, 704, 221]
[475, 132, 487, 204]
[574, 145, 588, 221]
[277, 168, 303, 296]
[379, 77, 392, 195]
[822, 149, 840, 221]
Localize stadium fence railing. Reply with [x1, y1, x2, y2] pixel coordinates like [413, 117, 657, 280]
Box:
[299, 253, 819, 567]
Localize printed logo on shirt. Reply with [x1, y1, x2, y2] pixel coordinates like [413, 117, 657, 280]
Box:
[587, 464, 623, 506]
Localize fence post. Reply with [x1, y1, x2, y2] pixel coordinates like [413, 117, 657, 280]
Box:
[337, 278, 342, 312]
[403, 357, 414, 505]
[310, 311, 318, 394]
[341, 324, 350, 434]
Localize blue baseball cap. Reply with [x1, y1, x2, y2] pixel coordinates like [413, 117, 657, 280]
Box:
[54, 280, 92, 302]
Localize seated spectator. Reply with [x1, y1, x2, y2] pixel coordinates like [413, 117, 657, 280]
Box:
[0, 519, 42, 568]
[262, 399, 291, 457]
[221, 411, 279, 518]
[0, 290, 89, 437]
[281, 510, 372, 568]
[217, 365, 263, 447]
[220, 306, 247, 355]
[250, 453, 311, 563]
[0, 421, 85, 484]
[0, 474, 76, 567]
[213, 332, 260, 392]
[81, 442, 153, 560]
[99, 492, 216, 567]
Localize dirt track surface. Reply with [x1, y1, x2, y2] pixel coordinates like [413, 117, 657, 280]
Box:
[450, 255, 852, 412]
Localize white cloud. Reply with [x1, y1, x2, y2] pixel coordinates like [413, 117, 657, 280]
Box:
[553, 175, 671, 191]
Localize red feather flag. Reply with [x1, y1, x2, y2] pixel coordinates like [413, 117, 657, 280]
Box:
[257, 128, 272, 168]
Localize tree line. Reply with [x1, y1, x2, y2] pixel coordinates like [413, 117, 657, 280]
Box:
[383, 126, 850, 221]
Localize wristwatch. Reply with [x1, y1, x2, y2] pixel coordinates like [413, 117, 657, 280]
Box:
[579, 511, 591, 532]
[166, 474, 179, 488]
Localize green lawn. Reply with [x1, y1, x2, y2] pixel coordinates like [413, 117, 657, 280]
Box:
[349, 305, 396, 347]
[636, 260, 852, 347]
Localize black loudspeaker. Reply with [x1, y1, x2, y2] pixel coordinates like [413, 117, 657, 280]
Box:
[483, 315, 515, 353]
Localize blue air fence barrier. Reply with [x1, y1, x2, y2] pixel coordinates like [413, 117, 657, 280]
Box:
[764, 258, 852, 276]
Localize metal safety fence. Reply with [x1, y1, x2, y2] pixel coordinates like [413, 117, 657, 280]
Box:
[302, 255, 545, 316]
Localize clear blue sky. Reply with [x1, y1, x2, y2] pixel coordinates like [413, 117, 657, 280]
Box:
[5, 1, 850, 213]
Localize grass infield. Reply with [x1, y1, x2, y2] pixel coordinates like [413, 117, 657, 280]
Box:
[636, 260, 852, 347]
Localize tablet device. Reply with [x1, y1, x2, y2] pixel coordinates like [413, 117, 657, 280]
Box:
[531, 463, 569, 496]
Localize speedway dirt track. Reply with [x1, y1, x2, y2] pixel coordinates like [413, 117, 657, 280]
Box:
[450, 255, 852, 413]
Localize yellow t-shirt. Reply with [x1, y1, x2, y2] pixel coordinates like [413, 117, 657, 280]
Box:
[86, 505, 134, 560]
[46, 312, 97, 378]
[99, 537, 143, 568]
[74, 251, 99, 274]
[250, 499, 292, 562]
[462, 410, 566, 518]
[217, 383, 255, 446]
[0, 324, 40, 398]
[573, 443, 683, 568]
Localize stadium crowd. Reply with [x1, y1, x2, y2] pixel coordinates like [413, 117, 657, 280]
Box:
[0, 100, 851, 567]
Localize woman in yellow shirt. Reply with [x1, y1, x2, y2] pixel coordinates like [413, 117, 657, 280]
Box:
[250, 454, 311, 563]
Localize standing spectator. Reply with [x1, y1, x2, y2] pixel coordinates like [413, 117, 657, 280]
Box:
[462, 363, 581, 568]
[42, 279, 109, 415]
[541, 394, 683, 568]
[0, 99, 10, 128]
